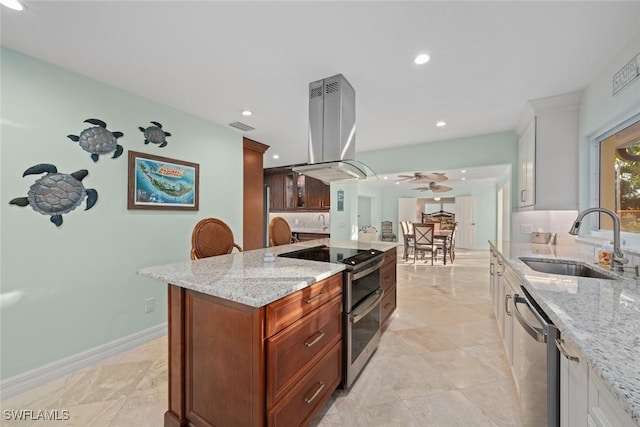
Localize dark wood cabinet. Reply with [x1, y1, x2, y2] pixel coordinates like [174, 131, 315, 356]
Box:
[305, 176, 330, 209]
[380, 249, 397, 329]
[244, 138, 269, 250]
[265, 167, 330, 212]
[165, 273, 343, 427]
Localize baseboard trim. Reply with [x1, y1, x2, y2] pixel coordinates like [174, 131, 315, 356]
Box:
[0, 322, 167, 401]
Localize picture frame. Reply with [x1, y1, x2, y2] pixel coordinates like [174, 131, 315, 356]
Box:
[127, 151, 199, 210]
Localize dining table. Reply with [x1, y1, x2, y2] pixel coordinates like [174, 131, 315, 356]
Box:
[403, 225, 453, 264]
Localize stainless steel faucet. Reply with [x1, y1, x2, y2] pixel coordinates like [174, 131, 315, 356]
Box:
[568, 207, 628, 271]
[318, 214, 328, 231]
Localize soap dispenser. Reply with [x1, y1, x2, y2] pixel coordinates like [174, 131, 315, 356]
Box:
[597, 241, 613, 269]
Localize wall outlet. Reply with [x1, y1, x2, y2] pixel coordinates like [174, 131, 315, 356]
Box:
[145, 297, 155, 314]
[520, 224, 533, 234]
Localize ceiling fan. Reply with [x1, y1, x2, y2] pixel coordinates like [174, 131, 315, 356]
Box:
[396, 172, 448, 183]
[414, 181, 453, 193]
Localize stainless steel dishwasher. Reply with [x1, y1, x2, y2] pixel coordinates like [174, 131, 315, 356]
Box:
[512, 286, 560, 427]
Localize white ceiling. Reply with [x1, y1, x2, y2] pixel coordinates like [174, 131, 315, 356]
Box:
[2, 1, 640, 187]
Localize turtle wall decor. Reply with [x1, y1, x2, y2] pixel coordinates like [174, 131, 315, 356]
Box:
[9, 163, 98, 227]
[139, 121, 171, 148]
[68, 118, 124, 162]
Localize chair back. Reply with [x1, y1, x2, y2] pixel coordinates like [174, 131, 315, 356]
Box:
[269, 217, 294, 246]
[191, 218, 243, 259]
[413, 223, 434, 247]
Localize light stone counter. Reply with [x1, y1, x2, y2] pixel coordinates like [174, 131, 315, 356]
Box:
[137, 238, 397, 308]
[490, 240, 640, 426]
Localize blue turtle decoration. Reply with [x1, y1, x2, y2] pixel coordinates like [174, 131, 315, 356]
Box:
[139, 121, 171, 148]
[9, 164, 98, 227]
[68, 118, 124, 162]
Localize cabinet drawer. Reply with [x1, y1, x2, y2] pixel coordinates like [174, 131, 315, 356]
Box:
[381, 285, 396, 326]
[382, 249, 397, 268]
[267, 341, 341, 427]
[381, 262, 396, 293]
[266, 273, 342, 337]
[267, 296, 342, 406]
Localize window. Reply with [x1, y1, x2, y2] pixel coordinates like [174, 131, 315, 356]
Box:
[599, 118, 640, 233]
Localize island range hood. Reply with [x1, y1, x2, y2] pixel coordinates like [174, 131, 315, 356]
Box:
[292, 74, 376, 184]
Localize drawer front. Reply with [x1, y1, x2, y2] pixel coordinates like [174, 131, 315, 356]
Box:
[267, 341, 341, 427]
[266, 273, 342, 337]
[381, 285, 397, 325]
[267, 296, 342, 406]
[382, 249, 397, 268]
[380, 262, 396, 293]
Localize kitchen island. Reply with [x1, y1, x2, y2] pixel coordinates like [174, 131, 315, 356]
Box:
[138, 238, 397, 427]
[490, 240, 640, 427]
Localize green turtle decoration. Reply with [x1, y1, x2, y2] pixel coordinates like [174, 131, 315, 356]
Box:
[139, 121, 171, 148]
[9, 164, 98, 227]
[68, 118, 124, 162]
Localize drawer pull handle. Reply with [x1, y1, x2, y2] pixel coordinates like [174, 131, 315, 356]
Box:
[305, 331, 325, 347]
[304, 382, 325, 404]
[384, 302, 392, 309]
[505, 294, 512, 316]
[555, 338, 580, 362]
[305, 293, 324, 304]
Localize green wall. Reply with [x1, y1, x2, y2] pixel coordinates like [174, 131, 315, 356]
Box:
[355, 132, 517, 248]
[0, 48, 243, 379]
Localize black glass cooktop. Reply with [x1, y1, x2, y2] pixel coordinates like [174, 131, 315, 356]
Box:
[278, 245, 383, 266]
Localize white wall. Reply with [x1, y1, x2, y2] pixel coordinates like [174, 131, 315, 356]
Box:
[0, 48, 243, 380]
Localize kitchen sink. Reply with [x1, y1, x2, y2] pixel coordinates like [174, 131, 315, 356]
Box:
[519, 257, 620, 280]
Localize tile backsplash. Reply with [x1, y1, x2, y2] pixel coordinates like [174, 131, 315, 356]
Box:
[268, 212, 330, 234]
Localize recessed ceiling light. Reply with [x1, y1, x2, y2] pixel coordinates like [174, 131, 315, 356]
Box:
[461, 177, 466, 181]
[272, 154, 279, 159]
[436, 121, 446, 127]
[461, 170, 466, 173]
[0, 0, 24, 10]
[383, 176, 388, 180]
[241, 110, 252, 116]
[434, 197, 441, 201]
[414, 54, 430, 65]
[396, 182, 400, 185]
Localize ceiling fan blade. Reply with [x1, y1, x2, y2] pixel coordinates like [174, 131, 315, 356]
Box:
[422, 173, 448, 182]
[432, 185, 452, 193]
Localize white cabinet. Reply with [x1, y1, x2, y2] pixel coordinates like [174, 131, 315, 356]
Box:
[558, 338, 588, 427]
[501, 265, 519, 366]
[518, 119, 536, 207]
[588, 367, 636, 427]
[516, 91, 581, 210]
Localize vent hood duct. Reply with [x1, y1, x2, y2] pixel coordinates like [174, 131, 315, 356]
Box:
[292, 74, 376, 184]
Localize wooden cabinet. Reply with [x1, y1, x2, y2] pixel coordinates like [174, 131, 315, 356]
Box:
[305, 176, 330, 209]
[165, 273, 343, 427]
[266, 172, 286, 211]
[516, 91, 580, 210]
[265, 167, 330, 212]
[295, 232, 330, 242]
[380, 248, 397, 328]
[244, 138, 270, 250]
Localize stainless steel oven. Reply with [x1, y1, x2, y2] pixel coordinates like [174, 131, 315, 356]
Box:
[278, 245, 385, 388]
[343, 256, 384, 388]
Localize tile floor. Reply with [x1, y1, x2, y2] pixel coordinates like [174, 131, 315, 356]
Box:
[1, 248, 521, 426]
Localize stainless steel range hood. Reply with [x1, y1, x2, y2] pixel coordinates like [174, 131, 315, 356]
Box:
[292, 74, 376, 184]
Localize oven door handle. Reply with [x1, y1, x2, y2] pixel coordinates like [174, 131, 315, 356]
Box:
[350, 289, 384, 324]
[513, 294, 547, 343]
[350, 259, 385, 281]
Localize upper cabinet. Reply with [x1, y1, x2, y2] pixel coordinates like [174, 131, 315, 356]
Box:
[516, 91, 581, 210]
[265, 167, 330, 212]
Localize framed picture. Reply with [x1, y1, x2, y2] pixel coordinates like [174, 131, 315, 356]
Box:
[127, 151, 199, 210]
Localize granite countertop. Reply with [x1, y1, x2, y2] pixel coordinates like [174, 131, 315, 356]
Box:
[490, 240, 640, 425]
[137, 238, 397, 308]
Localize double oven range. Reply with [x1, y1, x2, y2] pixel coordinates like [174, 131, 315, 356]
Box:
[278, 245, 385, 388]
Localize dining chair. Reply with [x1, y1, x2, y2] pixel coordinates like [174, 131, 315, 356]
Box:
[268, 216, 299, 246]
[412, 223, 435, 265]
[190, 218, 243, 260]
[447, 222, 459, 263]
[400, 221, 414, 261]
